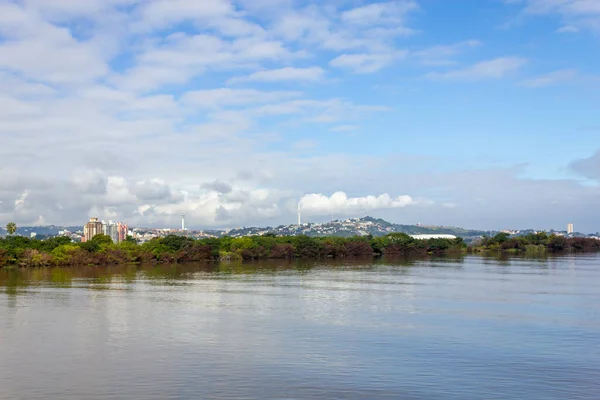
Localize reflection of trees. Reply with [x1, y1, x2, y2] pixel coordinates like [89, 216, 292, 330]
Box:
[3, 271, 27, 296]
[0, 256, 469, 291]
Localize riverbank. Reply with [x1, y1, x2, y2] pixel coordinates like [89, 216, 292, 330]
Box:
[1, 233, 465, 268]
[1, 232, 598, 268]
[468, 232, 600, 254]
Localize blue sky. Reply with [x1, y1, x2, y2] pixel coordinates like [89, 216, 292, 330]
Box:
[0, 0, 599, 231]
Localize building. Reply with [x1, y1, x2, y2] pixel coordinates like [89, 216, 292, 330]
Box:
[102, 220, 119, 243]
[117, 222, 128, 242]
[567, 223, 574, 235]
[100, 220, 129, 243]
[83, 217, 103, 242]
[410, 234, 457, 240]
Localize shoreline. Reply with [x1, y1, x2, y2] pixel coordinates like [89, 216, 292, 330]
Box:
[1, 232, 598, 269]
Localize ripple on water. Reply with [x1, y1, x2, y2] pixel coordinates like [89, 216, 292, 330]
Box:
[1, 255, 599, 400]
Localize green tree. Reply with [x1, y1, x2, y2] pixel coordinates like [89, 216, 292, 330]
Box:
[6, 222, 17, 236]
[90, 234, 113, 247]
[81, 234, 113, 252]
[125, 235, 137, 244]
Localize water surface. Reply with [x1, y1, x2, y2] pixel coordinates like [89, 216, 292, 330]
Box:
[1, 255, 599, 399]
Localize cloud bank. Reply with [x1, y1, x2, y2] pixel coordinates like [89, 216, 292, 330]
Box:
[0, 0, 598, 231]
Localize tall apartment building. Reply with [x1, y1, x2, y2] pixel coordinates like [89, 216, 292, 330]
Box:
[101, 221, 129, 243]
[102, 220, 119, 244]
[83, 218, 129, 243]
[83, 217, 103, 242]
[567, 223, 574, 235]
[117, 222, 128, 242]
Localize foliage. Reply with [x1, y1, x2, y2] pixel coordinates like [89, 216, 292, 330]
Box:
[1, 230, 599, 268]
[471, 232, 600, 254]
[6, 222, 17, 236]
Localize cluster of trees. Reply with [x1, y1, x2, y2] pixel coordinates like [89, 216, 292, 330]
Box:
[474, 232, 600, 253]
[3, 223, 599, 268]
[0, 232, 466, 268]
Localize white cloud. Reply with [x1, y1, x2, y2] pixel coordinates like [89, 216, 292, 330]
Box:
[299, 191, 417, 215]
[132, 0, 234, 32]
[519, 69, 577, 87]
[330, 51, 407, 73]
[111, 32, 299, 91]
[0, 2, 109, 84]
[556, 25, 580, 33]
[426, 57, 527, 81]
[228, 67, 325, 83]
[341, 1, 418, 27]
[269, 1, 417, 53]
[181, 88, 302, 109]
[515, 0, 600, 32]
[0, 0, 597, 232]
[411, 40, 482, 66]
[522, 0, 600, 15]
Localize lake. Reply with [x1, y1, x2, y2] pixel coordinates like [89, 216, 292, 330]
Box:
[1, 255, 599, 399]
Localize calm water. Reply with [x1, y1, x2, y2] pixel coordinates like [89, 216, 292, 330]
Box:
[1, 255, 599, 400]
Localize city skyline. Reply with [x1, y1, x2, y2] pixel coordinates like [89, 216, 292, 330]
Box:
[2, 215, 593, 237]
[0, 1, 599, 231]
[83, 217, 129, 243]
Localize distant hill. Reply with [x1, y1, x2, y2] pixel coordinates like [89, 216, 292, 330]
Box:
[0, 217, 489, 242]
[225, 216, 489, 240]
[0, 225, 82, 238]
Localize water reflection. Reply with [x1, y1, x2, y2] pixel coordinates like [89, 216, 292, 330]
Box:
[0, 255, 447, 291]
[1, 254, 599, 400]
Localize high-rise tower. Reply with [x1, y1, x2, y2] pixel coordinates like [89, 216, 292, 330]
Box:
[181, 213, 185, 231]
[83, 217, 103, 242]
[567, 223, 574, 235]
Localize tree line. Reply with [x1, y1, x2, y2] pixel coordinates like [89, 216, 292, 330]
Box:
[2, 224, 599, 268]
[473, 232, 600, 253]
[0, 232, 466, 268]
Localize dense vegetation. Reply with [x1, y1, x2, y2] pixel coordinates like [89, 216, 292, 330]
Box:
[2, 229, 599, 268]
[0, 233, 466, 268]
[472, 232, 600, 253]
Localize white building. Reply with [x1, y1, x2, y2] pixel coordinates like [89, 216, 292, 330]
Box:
[102, 220, 120, 244]
[410, 234, 457, 240]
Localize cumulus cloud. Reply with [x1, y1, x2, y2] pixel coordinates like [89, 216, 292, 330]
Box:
[0, 2, 109, 84]
[131, 179, 174, 202]
[299, 192, 417, 216]
[201, 180, 233, 194]
[0, 0, 597, 233]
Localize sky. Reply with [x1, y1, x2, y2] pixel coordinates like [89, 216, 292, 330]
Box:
[0, 0, 599, 232]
